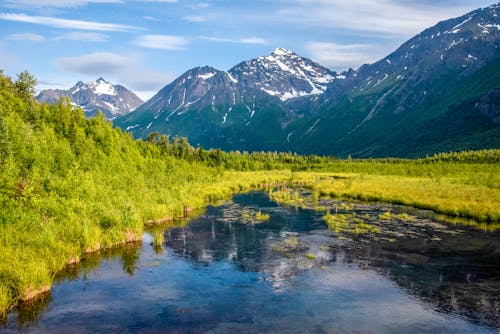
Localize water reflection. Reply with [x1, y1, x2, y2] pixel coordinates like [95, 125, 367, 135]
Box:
[164, 192, 499, 327]
[2, 191, 498, 333]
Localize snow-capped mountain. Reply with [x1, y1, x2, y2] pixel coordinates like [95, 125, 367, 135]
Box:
[229, 48, 340, 101]
[115, 3, 500, 157]
[37, 78, 143, 120]
[115, 48, 341, 146]
[295, 2, 500, 156]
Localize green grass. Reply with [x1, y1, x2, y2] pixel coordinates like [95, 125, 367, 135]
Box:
[0, 74, 293, 315]
[289, 168, 500, 223]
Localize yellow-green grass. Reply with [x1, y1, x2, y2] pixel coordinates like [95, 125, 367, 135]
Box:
[0, 170, 290, 316]
[289, 171, 500, 223]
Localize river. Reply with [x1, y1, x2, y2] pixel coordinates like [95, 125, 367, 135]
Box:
[3, 191, 499, 333]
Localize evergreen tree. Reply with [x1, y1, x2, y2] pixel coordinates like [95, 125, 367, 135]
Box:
[15, 70, 36, 103]
[0, 113, 9, 163]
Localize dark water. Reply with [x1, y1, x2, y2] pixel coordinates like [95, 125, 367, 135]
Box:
[3, 192, 499, 333]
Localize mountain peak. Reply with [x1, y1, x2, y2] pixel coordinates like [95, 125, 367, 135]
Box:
[232, 47, 336, 101]
[271, 48, 295, 56]
[37, 79, 143, 120]
[89, 78, 116, 96]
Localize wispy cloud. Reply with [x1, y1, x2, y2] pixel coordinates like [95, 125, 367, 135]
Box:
[53, 31, 109, 42]
[54, 51, 174, 99]
[276, 0, 478, 37]
[132, 35, 188, 50]
[7, 32, 45, 42]
[183, 15, 208, 23]
[4, 0, 122, 8]
[56, 52, 132, 73]
[0, 13, 140, 31]
[192, 3, 209, 9]
[201, 36, 267, 45]
[305, 42, 383, 70]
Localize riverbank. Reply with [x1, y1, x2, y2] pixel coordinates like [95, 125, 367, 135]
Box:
[0, 170, 291, 316]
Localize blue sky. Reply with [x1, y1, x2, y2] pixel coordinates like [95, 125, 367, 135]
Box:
[0, 0, 496, 100]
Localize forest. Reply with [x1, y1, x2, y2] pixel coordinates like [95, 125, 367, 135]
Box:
[0, 71, 498, 316]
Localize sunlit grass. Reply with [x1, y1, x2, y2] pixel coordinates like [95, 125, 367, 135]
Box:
[290, 171, 500, 223]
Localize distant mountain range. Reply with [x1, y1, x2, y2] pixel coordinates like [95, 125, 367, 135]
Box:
[37, 78, 143, 120]
[119, 4, 498, 156]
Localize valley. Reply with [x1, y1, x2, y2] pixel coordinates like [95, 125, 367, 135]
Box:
[1, 2, 499, 332]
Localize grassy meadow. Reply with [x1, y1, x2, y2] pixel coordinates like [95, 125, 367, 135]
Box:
[287, 160, 499, 222]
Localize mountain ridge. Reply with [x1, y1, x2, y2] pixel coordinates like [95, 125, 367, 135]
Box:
[115, 3, 500, 157]
[37, 78, 143, 120]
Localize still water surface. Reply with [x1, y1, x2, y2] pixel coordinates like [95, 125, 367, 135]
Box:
[3, 191, 499, 333]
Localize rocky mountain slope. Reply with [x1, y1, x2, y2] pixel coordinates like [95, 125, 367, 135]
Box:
[114, 48, 341, 151]
[115, 3, 500, 157]
[292, 2, 500, 157]
[38, 78, 143, 120]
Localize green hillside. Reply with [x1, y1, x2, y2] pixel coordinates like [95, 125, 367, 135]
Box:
[0, 71, 290, 314]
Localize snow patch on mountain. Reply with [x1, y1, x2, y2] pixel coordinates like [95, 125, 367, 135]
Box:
[90, 78, 116, 96]
[231, 48, 337, 101]
[199, 72, 216, 80]
[37, 78, 143, 120]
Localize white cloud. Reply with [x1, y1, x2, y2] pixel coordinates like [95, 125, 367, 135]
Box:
[305, 42, 383, 71]
[56, 52, 132, 74]
[276, 0, 480, 37]
[54, 52, 174, 99]
[54, 32, 109, 42]
[201, 36, 267, 45]
[132, 35, 188, 50]
[240, 37, 267, 45]
[183, 15, 208, 23]
[4, 0, 122, 8]
[7, 33, 45, 42]
[193, 3, 209, 9]
[0, 13, 140, 32]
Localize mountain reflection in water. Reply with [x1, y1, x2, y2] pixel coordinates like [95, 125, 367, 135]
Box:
[3, 191, 499, 333]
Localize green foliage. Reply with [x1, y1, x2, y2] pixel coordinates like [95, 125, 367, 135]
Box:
[15, 70, 36, 102]
[0, 71, 290, 315]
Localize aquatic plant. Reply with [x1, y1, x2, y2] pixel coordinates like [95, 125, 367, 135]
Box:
[255, 210, 270, 221]
[152, 230, 164, 249]
[322, 212, 379, 235]
[306, 253, 315, 260]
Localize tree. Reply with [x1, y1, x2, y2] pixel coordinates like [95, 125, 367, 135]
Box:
[15, 70, 37, 103]
[0, 70, 14, 93]
[0, 113, 9, 163]
[14, 70, 39, 125]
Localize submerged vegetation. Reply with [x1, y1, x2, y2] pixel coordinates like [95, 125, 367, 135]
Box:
[322, 212, 380, 235]
[241, 208, 270, 223]
[0, 70, 499, 316]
